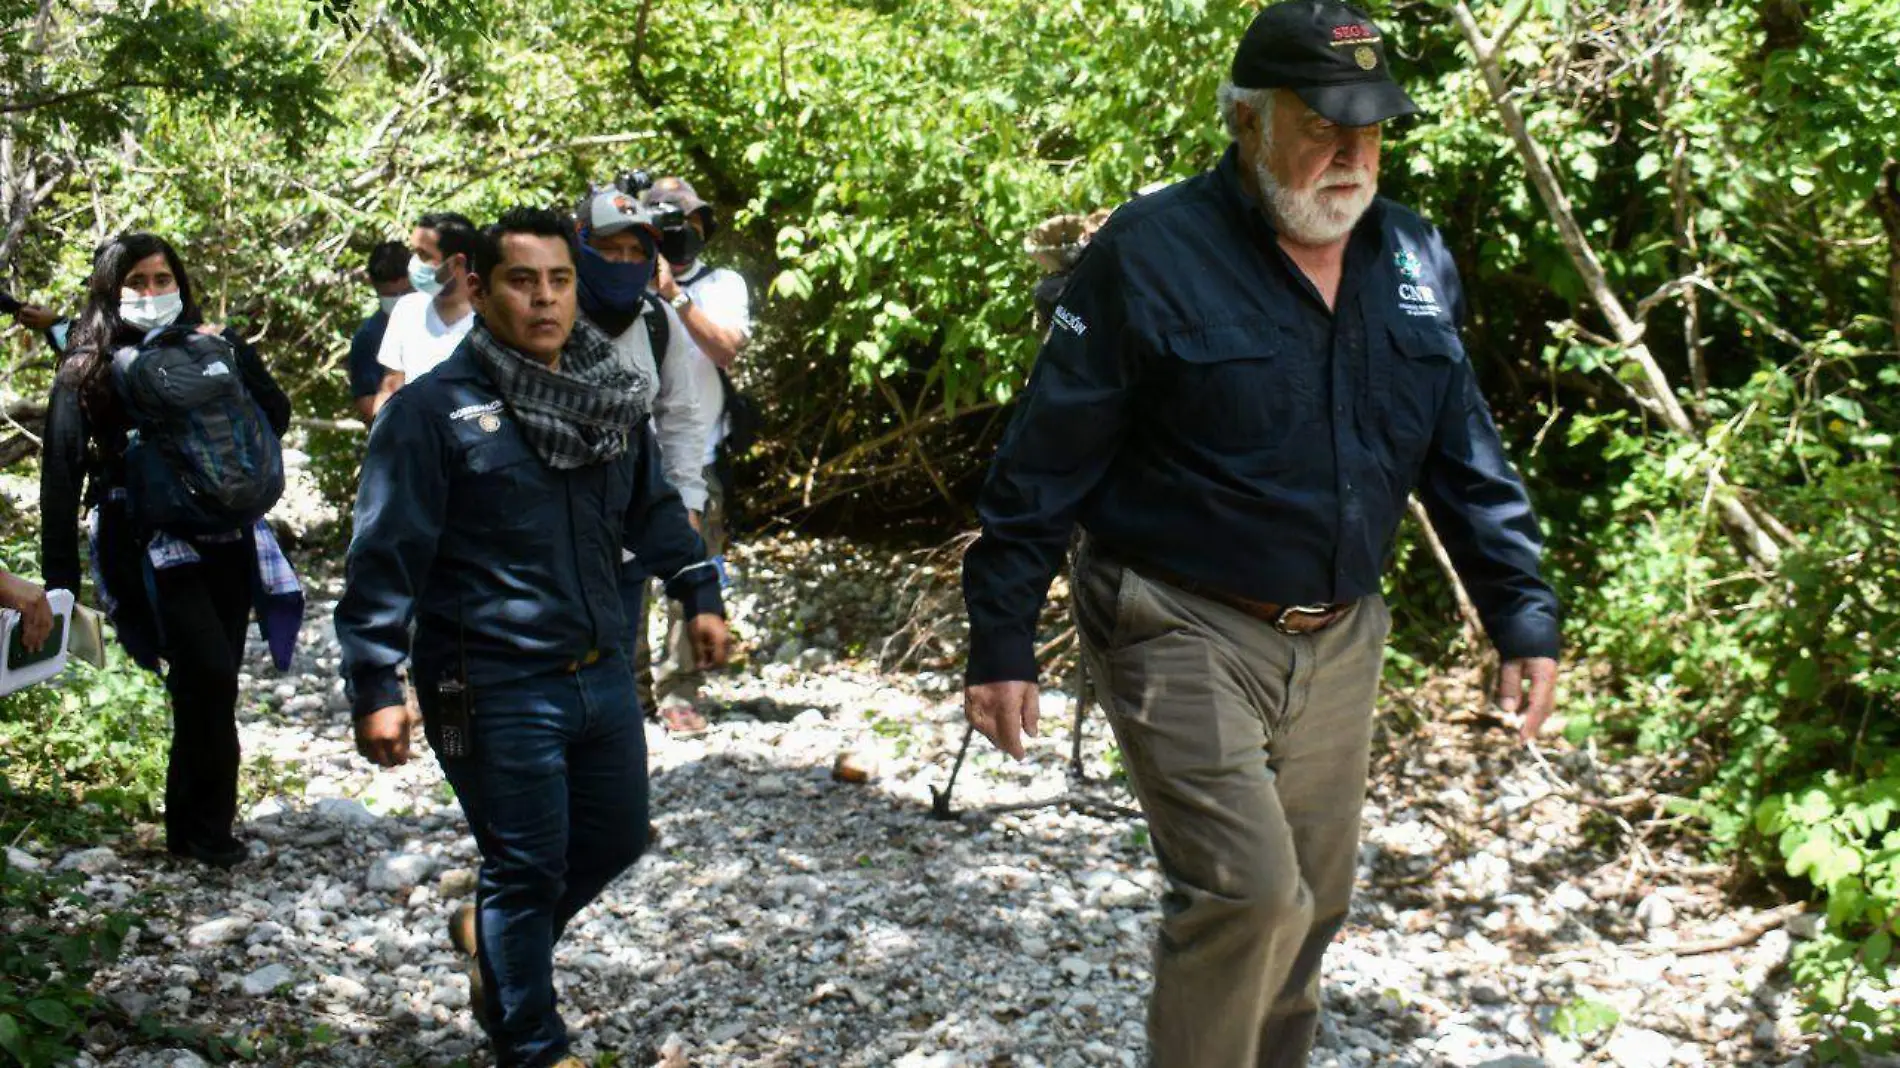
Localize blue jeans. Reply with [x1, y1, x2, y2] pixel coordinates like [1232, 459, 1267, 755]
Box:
[420, 652, 650, 1068]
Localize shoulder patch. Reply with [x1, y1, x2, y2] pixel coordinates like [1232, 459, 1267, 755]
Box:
[1051, 306, 1088, 337]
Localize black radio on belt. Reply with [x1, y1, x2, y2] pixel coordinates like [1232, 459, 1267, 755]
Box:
[433, 611, 475, 759]
[433, 673, 473, 759]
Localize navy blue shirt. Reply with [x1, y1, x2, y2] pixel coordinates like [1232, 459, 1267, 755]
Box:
[334, 347, 722, 718]
[347, 310, 390, 399]
[963, 145, 1560, 684]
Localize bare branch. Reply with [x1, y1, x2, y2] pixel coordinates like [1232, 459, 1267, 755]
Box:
[1451, 0, 1787, 568]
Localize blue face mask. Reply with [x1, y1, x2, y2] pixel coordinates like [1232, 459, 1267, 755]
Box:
[575, 238, 655, 332]
[408, 254, 445, 296]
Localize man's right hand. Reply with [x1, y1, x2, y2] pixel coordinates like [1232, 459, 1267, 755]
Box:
[964, 681, 1041, 760]
[355, 704, 417, 768]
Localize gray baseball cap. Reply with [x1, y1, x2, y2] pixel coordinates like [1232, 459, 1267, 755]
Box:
[580, 188, 660, 239]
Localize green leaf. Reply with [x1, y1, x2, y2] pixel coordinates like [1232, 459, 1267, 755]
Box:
[1866, 929, 1893, 968]
[24, 997, 78, 1030]
[1550, 997, 1620, 1037]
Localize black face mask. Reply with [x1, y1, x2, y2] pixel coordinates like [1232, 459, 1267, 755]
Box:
[660, 226, 705, 269]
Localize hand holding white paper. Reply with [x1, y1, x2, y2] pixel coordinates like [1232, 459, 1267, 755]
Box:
[0, 588, 75, 697]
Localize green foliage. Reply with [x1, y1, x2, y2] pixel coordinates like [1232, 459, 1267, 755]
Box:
[1757, 772, 1900, 1061]
[1558, 363, 1900, 1046]
[1549, 996, 1621, 1039]
[0, 643, 172, 848]
[0, 526, 172, 846]
[0, 862, 135, 1068]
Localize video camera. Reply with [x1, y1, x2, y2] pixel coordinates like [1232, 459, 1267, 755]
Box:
[614, 169, 688, 234]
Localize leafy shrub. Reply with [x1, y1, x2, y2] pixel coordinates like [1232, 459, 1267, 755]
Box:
[0, 862, 137, 1068]
[1555, 352, 1900, 1053]
[0, 563, 172, 849]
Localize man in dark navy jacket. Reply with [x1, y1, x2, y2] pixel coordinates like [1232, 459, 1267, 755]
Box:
[961, 3, 1560, 1065]
[335, 207, 727, 1068]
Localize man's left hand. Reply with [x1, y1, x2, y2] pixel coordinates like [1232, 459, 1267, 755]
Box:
[688, 613, 729, 670]
[1497, 657, 1558, 741]
[654, 257, 681, 302]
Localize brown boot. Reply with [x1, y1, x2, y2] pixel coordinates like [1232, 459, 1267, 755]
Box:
[447, 904, 493, 1034]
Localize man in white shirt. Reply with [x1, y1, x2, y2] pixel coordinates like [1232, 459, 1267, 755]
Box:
[371, 212, 480, 416]
[638, 177, 753, 732]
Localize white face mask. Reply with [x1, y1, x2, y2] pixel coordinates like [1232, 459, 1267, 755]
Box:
[378, 294, 402, 315]
[120, 289, 183, 332]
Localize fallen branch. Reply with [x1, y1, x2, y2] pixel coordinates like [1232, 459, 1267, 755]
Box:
[1666, 902, 1807, 957]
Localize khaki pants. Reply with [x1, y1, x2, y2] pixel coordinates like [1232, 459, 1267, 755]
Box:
[1075, 546, 1389, 1068]
[636, 464, 728, 710]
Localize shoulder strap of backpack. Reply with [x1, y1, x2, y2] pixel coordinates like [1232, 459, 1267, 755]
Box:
[642, 291, 670, 360]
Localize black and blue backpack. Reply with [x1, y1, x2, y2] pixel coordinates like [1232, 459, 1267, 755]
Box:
[112, 325, 284, 537]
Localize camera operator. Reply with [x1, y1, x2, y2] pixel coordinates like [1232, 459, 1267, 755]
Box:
[635, 176, 752, 728]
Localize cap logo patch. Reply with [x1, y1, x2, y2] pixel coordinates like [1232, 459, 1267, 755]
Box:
[1354, 46, 1378, 70]
[1332, 24, 1375, 41]
[612, 194, 637, 214]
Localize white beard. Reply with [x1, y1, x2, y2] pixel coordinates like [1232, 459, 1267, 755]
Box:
[1253, 156, 1376, 245]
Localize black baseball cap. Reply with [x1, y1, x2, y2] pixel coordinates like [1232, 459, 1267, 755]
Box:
[1231, 0, 1420, 127]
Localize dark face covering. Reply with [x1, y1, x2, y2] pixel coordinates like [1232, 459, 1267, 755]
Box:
[659, 226, 706, 271]
[575, 234, 657, 337]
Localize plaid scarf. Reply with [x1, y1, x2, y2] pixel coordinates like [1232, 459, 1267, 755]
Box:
[466, 318, 650, 470]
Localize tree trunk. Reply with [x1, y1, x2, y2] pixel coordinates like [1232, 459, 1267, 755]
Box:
[1451, 2, 1788, 570]
[1875, 160, 1900, 355]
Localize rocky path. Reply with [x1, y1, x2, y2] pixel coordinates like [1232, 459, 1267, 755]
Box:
[13, 535, 1859, 1068]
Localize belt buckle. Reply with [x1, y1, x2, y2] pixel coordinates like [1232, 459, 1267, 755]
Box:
[1273, 604, 1334, 635]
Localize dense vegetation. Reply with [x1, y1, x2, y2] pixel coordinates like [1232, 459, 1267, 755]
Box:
[1, 0, 1896, 1060]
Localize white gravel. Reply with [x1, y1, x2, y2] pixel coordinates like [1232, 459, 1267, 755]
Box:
[9, 524, 1893, 1067]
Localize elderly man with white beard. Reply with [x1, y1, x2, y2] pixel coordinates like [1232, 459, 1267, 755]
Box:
[959, 2, 1562, 1064]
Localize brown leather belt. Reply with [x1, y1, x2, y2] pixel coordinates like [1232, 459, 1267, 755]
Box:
[1127, 561, 1353, 636]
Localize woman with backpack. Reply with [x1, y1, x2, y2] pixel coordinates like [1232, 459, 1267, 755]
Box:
[39, 232, 293, 869]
